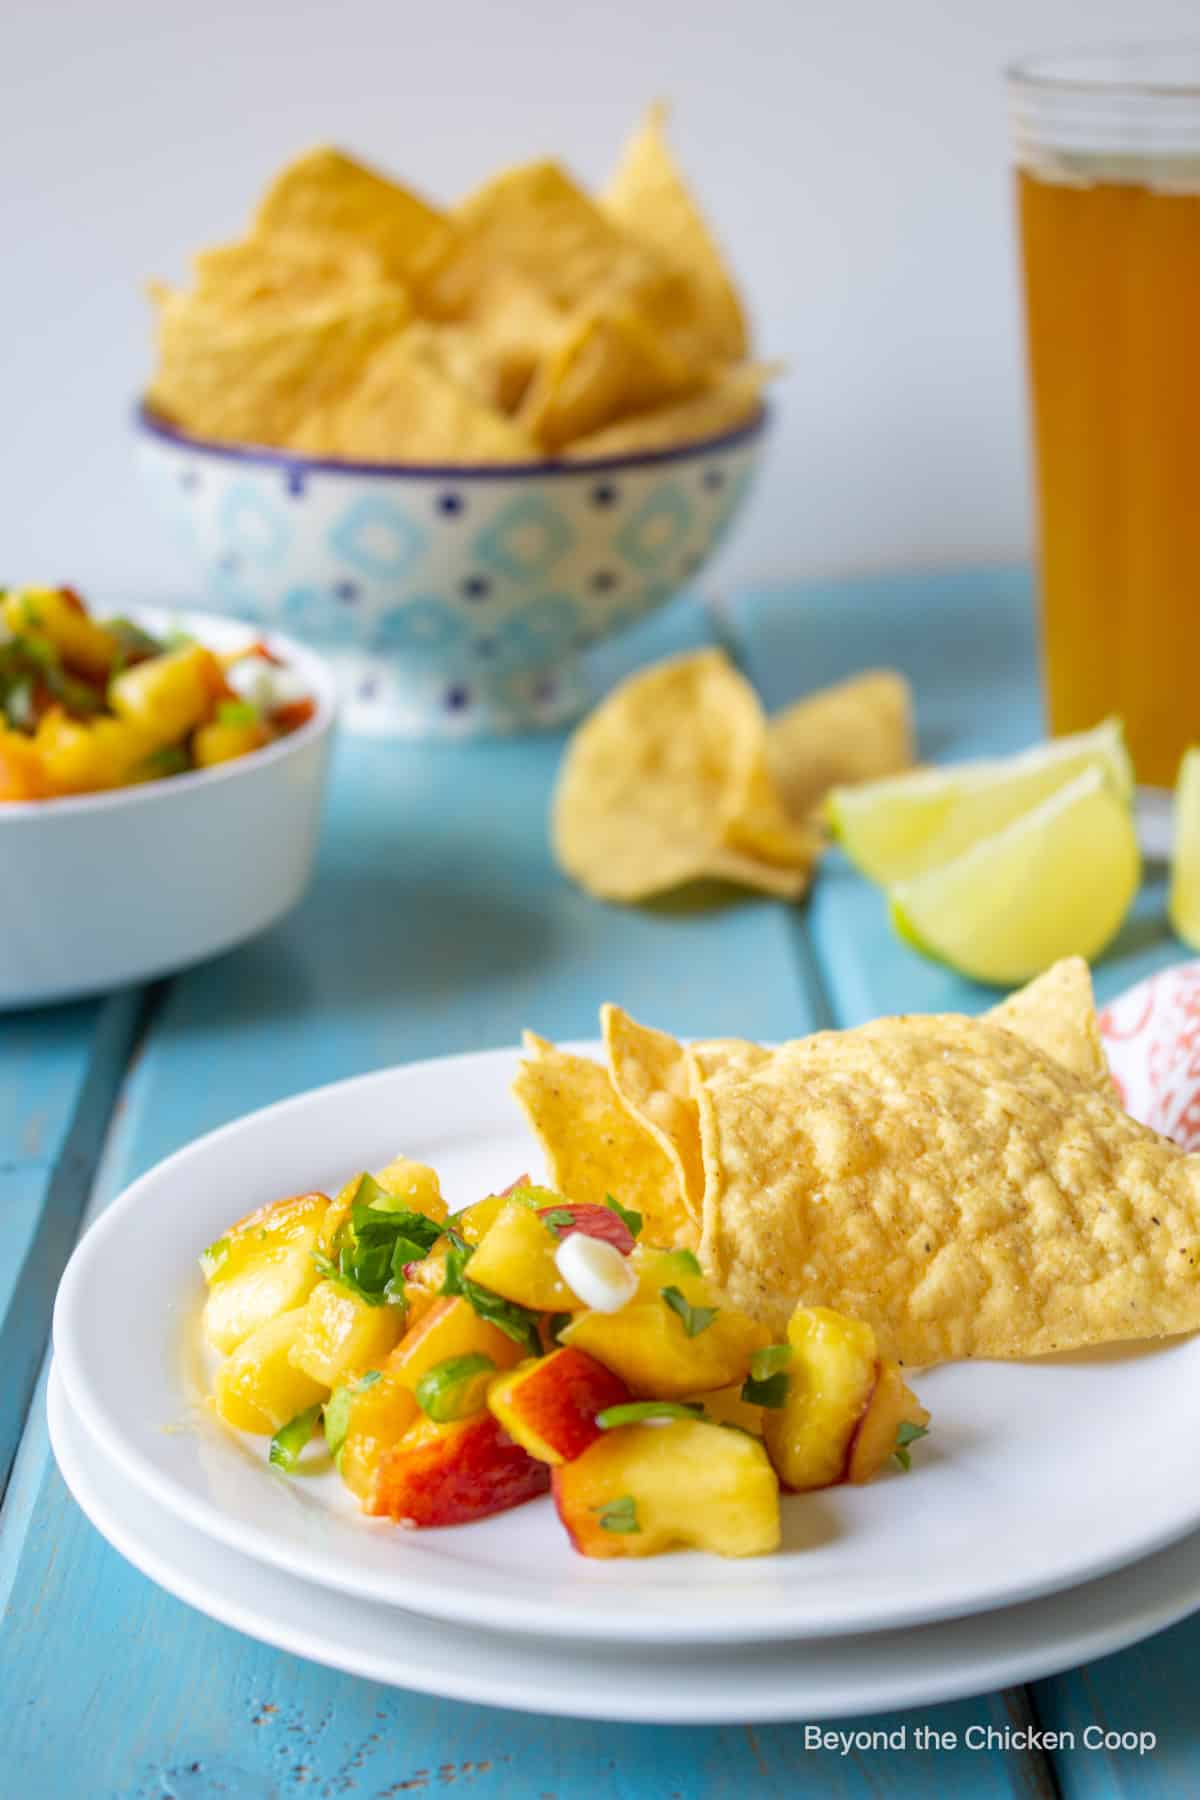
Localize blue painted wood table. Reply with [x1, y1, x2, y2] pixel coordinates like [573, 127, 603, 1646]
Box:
[3, 568, 1195, 1799]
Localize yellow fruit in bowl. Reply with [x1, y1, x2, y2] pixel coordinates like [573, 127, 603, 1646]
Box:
[288, 1279, 405, 1387]
[200, 1190, 329, 1354]
[213, 1307, 329, 1434]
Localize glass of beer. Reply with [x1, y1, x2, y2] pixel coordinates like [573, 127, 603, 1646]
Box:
[1009, 46, 1200, 789]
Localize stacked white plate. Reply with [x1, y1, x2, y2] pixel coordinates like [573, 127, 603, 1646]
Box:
[50, 1047, 1200, 1723]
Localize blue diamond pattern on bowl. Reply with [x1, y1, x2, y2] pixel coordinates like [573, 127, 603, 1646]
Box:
[371, 597, 466, 659]
[329, 497, 429, 578]
[613, 483, 694, 573]
[488, 595, 579, 670]
[281, 585, 361, 646]
[217, 480, 293, 567]
[471, 495, 575, 583]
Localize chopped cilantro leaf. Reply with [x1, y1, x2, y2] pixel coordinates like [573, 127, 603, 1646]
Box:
[741, 1344, 792, 1407]
[892, 1419, 930, 1472]
[269, 1403, 322, 1473]
[661, 1284, 718, 1338]
[538, 1208, 576, 1237]
[593, 1495, 640, 1534]
[664, 1248, 701, 1276]
[458, 1276, 543, 1358]
[545, 1311, 572, 1345]
[604, 1194, 643, 1239]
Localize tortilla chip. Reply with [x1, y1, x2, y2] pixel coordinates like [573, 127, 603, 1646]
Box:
[986, 956, 1113, 1092]
[458, 271, 566, 411]
[289, 324, 538, 463]
[603, 103, 748, 363]
[552, 648, 817, 902]
[562, 362, 772, 459]
[767, 670, 914, 822]
[188, 233, 399, 317]
[693, 1009, 1200, 1365]
[418, 159, 680, 326]
[602, 1005, 707, 1222]
[146, 289, 411, 448]
[519, 302, 703, 453]
[512, 1032, 694, 1246]
[253, 145, 447, 279]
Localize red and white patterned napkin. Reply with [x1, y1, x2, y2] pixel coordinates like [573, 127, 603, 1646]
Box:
[1099, 962, 1200, 1151]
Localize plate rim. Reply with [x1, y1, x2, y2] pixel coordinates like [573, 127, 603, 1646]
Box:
[51, 1042, 1200, 1647]
[47, 1359, 1200, 1725]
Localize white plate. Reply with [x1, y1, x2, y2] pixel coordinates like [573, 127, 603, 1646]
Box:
[48, 1359, 1200, 1723]
[52, 1047, 1200, 1646]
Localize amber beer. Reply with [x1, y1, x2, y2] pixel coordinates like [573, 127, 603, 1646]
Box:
[1011, 50, 1200, 788]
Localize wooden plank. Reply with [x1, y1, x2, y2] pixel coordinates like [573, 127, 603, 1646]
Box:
[0, 990, 145, 1498]
[5, 593, 892, 1798]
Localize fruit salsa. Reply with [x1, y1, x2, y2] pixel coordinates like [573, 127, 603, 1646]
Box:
[0, 586, 314, 801]
[200, 1160, 930, 1558]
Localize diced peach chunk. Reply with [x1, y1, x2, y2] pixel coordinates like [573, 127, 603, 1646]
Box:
[552, 1419, 779, 1558]
[688, 1384, 764, 1436]
[561, 1248, 767, 1398]
[193, 717, 270, 768]
[372, 1156, 447, 1222]
[387, 1296, 524, 1392]
[762, 1305, 878, 1492]
[336, 1371, 420, 1502]
[201, 1191, 329, 1354]
[0, 732, 49, 801]
[487, 1347, 630, 1465]
[466, 1200, 576, 1311]
[109, 643, 226, 745]
[288, 1279, 405, 1387]
[366, 1410, 550, 1526]
[845, 1361, 931, 1485]
[213, 1307, 329, 1433]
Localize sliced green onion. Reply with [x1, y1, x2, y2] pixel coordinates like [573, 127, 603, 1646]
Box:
[596, 1401, 703, 1429]
[269, 1403, 322, 1473]
[415, 1352, 497, 1422]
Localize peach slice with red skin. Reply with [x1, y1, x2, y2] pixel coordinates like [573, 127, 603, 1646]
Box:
[366, 1410, 550, 1526]
[844, 1360, 930, 1485]
[552, 1418, 780, 1558]
[487, 1347, 631, 1465]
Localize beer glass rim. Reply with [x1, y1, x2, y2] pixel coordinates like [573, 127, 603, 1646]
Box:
[1007, 42, 1200, 101]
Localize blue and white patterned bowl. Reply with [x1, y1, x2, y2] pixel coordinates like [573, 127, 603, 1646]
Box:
[136, 403, 768, 737]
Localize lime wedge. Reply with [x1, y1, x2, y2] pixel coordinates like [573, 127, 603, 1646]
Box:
[828, 718, 1133, 884]
[888, 765, 1140, 986]
[1169, 747, 1200, 948]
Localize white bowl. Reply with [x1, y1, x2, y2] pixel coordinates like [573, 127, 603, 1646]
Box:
[1, 609, 335, 1010]
[135, 403, 769, 738]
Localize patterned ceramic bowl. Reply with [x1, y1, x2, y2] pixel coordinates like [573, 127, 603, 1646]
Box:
[136, 403, 768, 737]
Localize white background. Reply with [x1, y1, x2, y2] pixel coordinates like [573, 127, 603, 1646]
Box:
[5, 0, 1198, 605]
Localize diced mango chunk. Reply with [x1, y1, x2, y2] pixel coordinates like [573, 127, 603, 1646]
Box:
[0, 732, 49, 801]
[34, 709, 157, 795]
[288, 1279, 405, 1387]
[762, 1305, 878, 1492]
[193, 717, 270, 767]
[467, 1200, 575, 1312]
[4, 586, 119, 678]
[387, 1296, 524, 1392]
[561, 1248, 767, 1398]
[213, 1307, 329, 1433]
[553, 1419, 780, 1558]
[335, 1370, 420, 1502]
[109, 643, 225, 744]
[201, 1190, 329, 1354]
